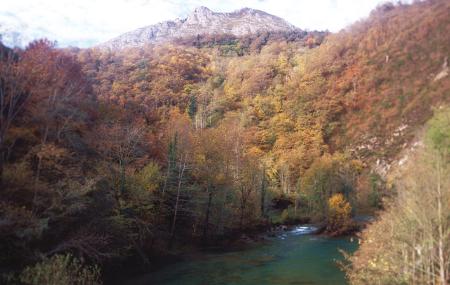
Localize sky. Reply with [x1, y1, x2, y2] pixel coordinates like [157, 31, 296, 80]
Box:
[0, 0, 406, 48]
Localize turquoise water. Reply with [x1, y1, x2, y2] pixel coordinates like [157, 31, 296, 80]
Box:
[131, 226, 357, 285]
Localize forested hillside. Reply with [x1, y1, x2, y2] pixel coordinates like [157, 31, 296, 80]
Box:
[345, 107, 450, 284]
[0, 0, 449, 284]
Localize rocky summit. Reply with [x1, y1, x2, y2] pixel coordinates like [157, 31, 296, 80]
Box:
[99, 6, 299, 50]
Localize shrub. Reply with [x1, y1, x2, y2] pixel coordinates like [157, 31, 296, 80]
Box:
[280, 209, 289, 223]
[19, 254, 101, 285]
[327, 193, 352, 234]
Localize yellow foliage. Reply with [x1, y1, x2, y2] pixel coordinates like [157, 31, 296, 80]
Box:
[328, 194, 351, 217]
[327, 193, 352, 231]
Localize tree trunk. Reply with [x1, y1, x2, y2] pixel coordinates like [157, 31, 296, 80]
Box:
[119, 161, 126, 196]
[169, 158, 186, 249]
[260, 166, 266, 218]
[0, 147, 4, 186]
[217, 186, 227, 236]
[32, 125, 49, 210]
[32, 154, 44, 212]
[240, 205, 245, 230]
[162, 157, 171, 196]
[133, 241, 150, 266]
[436, 155, 447, 285]
[217, 164, 230, 236]
[202, 189, 213, 244]
[116, 161, 126, 207]
[240, 192, 246, 230]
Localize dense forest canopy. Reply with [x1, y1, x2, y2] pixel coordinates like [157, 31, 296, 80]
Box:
[0, 0, 449, 284]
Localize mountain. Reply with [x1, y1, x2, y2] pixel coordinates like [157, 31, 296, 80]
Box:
[0, 12, 60, 48]
[84, 0, 449, 177]
[0, 20, 35, 48]
[99, 6, 299, 50]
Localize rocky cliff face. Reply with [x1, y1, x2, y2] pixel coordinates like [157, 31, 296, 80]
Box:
[99, 7, 299, 50]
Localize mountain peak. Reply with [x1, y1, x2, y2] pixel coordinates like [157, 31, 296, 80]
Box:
[186, 6, 215, 23]
[192, 6, 213, 14]
[99, 7, 299, 50]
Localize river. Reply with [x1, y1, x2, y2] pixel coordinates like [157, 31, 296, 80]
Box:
[127, 225, 358, 285]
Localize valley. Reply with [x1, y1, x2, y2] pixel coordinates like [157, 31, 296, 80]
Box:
[0, 1, 449, 284]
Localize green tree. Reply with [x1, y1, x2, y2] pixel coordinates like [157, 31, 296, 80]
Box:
[187, 96, 198, 120]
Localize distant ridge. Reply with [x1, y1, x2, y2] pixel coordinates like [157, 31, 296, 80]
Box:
[98, 6, 300, 50]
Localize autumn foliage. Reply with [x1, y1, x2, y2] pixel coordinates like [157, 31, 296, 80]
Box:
[0, 0, 449, 283]
[327, 193, 352, 235]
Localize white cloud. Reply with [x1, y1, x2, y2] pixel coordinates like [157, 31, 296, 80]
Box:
[0, 0, 406, 48]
